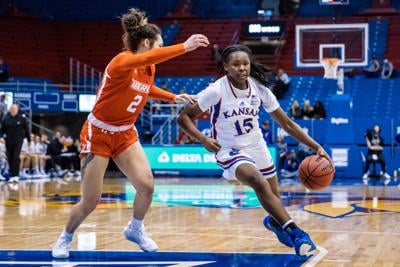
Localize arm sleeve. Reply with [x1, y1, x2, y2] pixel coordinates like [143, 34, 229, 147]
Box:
[197, 83, 221, 112]
[259, 84, 280, 113]
[149, 85, 176, 102]
[108, 44, 186, 78]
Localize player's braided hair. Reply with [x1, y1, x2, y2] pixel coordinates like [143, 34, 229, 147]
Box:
[220, 45, 271, 86]
[121, 8, 161, 51]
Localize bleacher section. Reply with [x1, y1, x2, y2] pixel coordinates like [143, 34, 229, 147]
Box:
[386, 16, 400, 68]
[155, 76, 213, 95]
[161, 24, 180, 46]
[296, 0, 371, 17]
[157, 19, 241, 76]
[191, 0, 259, 18]
[153, 74, 400, 120]
[369, 19, 388, 59]
[14, 0, 179, 20]
[0, 17, 238, 82]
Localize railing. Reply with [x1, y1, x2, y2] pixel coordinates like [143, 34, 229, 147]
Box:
[69, 57, 102, 93]
[151, 102, 186, 144]
[151, 115, 180, 145]
[0, 81, 96, 93]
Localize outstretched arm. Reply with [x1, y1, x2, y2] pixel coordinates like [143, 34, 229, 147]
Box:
[177, 103, 221, 153]
[149, 85, 195, 103]
[108, 34, 209, 77]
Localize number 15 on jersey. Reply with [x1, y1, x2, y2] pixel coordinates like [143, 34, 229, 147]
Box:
[234, 118, 254, 136]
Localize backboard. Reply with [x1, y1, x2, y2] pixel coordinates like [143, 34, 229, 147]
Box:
[295, 23, 369, 68]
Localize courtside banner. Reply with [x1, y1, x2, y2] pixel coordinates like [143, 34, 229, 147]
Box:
[144, 145, 277, 170]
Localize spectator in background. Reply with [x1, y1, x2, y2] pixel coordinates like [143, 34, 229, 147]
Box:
[362, 125, 391, 181]
[261, 120, 273, 145]
[47, 132, 68, 177]
[34, 134, 50, 176]
[0, 95, 8, 121]
[297, 142, 314, 162]
[0, 58, 9, 82]
[290, 100, 302, 120]
[381, 59, 394, 79]
[363, 56, 380, 78]
[60, 138, 81, 179]
[0, 138, 7, 181]
[1, 104, 30, 182]
[313, 101, 326, 119]
[301, 100, 314, 119]
[273, 69, 290, 99]
[277, 136, 288, 169]
[280, 150, 299, 179]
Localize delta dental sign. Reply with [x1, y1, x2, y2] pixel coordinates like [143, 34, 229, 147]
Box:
[145, 146, 219, 170]
[144, 146, 277, 170]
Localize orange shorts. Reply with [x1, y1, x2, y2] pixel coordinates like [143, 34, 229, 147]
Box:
[80, 120, 138, 158]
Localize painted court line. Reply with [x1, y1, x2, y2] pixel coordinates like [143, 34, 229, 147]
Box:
[2, 225, 399, 236]
[303, 246, 328, 267]
[0, 261, 215, 267]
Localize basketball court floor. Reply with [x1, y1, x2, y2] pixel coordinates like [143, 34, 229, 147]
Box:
[0, 177, 399, 266]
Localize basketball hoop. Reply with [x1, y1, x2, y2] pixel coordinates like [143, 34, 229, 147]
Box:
[321, 58, 341, 79]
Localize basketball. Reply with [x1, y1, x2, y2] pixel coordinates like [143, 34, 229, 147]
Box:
[298, 155, 334, 190]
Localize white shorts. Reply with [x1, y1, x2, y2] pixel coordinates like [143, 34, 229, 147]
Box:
[216, 140, 276, 181]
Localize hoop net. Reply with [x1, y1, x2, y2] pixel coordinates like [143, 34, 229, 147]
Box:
[321, 58, 341, 79]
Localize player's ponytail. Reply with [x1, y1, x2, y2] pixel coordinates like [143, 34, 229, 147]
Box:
[220, 45, 271, 86]
[121, 8, 161, 51]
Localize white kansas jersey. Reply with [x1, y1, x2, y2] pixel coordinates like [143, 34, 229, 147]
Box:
[197, 76, 279, 149]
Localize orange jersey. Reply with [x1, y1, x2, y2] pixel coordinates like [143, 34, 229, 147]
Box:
[90, 44, 185, 128]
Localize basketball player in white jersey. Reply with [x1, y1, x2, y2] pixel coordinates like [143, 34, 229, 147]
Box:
[178, 45, 334, 257]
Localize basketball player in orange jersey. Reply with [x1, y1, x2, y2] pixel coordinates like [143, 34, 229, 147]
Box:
[52, 8, 209, 258]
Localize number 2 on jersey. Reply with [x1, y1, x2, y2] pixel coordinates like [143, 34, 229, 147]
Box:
[234, 118, 254, 136]
[126, 95, 143, 113]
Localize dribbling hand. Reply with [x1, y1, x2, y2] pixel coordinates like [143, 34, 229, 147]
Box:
[202, 137, 221, 153]
[316, 146, 335, 172]
[184, 34, 210, 52]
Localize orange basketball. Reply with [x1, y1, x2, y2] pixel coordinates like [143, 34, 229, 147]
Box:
[298, 155, 334, 190]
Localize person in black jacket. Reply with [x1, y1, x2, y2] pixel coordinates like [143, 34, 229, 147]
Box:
[1, 104, 30, 182]
[362, 125, 391, 182]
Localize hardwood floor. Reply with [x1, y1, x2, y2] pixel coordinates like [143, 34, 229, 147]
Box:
[0, 178, 399, 266]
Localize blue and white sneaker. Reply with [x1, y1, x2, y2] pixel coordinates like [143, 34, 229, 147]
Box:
[288, 228, 316, 257]
[263, 216, 294, 247]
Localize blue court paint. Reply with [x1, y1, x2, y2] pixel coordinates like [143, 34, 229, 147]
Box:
[0, 250, 308, 267]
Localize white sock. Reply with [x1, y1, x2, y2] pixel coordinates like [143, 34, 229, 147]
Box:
[61, 229, 73, 241]
[130, 218, 143, 230]
[282, 219, 294, 230]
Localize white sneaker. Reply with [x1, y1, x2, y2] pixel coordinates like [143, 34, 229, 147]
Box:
[0, 174, 5, 181]
[362, 172, 369, 180]
[383, 172, 391, 180]
[124, 223, 158, 252]
[52, 235, 71, 258]
[8, 176, 19, 183]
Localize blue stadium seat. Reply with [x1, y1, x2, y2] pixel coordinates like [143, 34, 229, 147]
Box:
[161, 24, 180, 46]
[297, 0, 370, 17]
[191, 0, 259, 18]
[14, 0, 179, 20]
[155, 76, 214, 94]
[368, 19, 388, 59]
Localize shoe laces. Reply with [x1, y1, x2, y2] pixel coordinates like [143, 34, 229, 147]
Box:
[52, 236, 71, 249]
